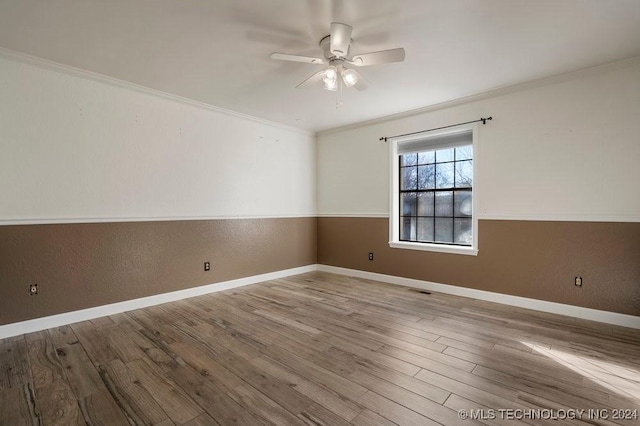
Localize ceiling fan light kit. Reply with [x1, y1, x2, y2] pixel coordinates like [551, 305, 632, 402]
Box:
[271, 22, 405, 106]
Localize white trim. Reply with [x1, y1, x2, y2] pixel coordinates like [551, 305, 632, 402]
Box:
[316, 213, 389, 218]
[389, 123, 479, 255]
[5, 263, 637, 339]
[478, 213, 640, 223]
[0, 214, 317, 226]
[388, 241, 478, 256]
[0, 47, 314, 137]
[0, 265, 317, 339]
[318, 56, 640, 136]
[317, 265, 640, 330]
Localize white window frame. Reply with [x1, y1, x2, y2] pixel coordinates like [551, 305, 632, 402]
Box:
[388, 123, 479, 256]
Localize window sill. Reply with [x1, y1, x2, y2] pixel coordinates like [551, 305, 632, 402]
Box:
[389, 241, 478, 256]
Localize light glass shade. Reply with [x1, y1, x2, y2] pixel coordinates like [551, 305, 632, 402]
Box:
[322, 66, 338, 91]
[342, 68, 358, 87]
[323, 79, 337, 91]
[322, 66, 337, 84]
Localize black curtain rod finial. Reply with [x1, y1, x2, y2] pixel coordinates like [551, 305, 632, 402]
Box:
[481, 116, 493, 125]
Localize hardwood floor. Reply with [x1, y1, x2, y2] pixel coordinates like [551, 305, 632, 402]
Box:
[2, 271, 639, 425]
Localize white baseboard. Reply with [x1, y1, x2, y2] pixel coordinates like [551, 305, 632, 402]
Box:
[0, 265, 317, 340]
[317, 265, 640, 330]
[4, 263, 637, 340]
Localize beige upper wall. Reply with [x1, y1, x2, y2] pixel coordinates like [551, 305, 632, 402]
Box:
[317, 59, 640, 221]
[0, 56, 316, 223]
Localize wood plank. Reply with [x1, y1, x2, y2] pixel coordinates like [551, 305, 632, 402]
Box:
[251, 355, 363, 422]
[167, 364, 267, 425]
[27, 336, 66, 390]
[259, 343, 368, 400]
[298, 403, 352, 426]
[350, 408, 397, 426]
[0, 337, 31, 390]
[182, 413, 220, 426]
[318, 334, 421, 376]
[73, 326, 119, 366]
[99, 359, 171, 424]
[215, 350, 316, 415]
[0, 384, 41, 426]
[341, 349, 451, 404]
[36, 380, 82, 425]
[233, 384, 305, 426]
[53, 337, 106, 399]
[126, 357, 203, 424]
[168, 341, 244, 391]
[101, 324, 146, 363]
[78, 389, 131, 425]
[414, 368, 524, 414]
[126, 330, 180, 372]
[109, 312, 143, 333]
[356, 390, 439, 426]
[347, 369, 479, 426]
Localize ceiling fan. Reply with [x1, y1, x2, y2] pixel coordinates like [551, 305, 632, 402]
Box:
[271, 22, 405, 96]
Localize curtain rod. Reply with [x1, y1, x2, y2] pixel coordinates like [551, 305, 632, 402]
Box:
[379, 116, 492, 142]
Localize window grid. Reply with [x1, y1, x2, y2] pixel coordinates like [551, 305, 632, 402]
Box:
[399, 146, 473, 246]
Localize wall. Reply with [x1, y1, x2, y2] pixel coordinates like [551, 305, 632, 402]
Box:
[0, 56, 316, 325]
[317, 59, 640, 316]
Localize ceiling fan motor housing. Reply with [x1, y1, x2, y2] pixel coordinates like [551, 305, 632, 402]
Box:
[320, 35, 351, 60]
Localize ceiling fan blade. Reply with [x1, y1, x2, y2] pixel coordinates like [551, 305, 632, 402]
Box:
[350, 69, 370, 91]
[350, 48, 405, 66]
[270, 53, 325, 64]
[295, 70, 325, 89]
[330, 22, 353, 58]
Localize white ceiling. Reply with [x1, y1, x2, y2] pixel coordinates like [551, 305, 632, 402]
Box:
[1, 0, 639, 132]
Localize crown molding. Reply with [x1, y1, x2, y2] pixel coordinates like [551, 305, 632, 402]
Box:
[318, 55, 640, 136]
[0, 47, 314, 137]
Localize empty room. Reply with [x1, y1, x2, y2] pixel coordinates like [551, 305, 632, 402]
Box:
[1, 1, 639, 425]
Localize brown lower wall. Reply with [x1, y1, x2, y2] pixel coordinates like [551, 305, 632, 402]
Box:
[318, 217, 640, 316]
[0, 217, 317, 325]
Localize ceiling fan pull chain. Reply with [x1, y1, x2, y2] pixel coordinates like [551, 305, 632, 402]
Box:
[336, 74, 344, 109]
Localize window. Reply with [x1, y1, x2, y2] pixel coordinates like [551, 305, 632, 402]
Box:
[389, 125, 478, 255]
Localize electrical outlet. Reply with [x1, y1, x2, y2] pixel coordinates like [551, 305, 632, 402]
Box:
[204, 261, 211, 272]
[29, 284, 38, 295]
[574, 276, 582, 287]
[368, 252, 374, 261]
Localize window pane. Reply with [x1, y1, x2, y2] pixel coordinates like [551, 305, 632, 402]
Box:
[401, 153, 417, 166]
[400, 217, 415, 241]
[454, 218, 473, 245]
[418, 165, 435, 189]
[456, 145, 473, 161]
[435, 148, 454, 163]
[454, 190, 472, 217]
[435, 191, 453, 217]
[401, 167, 417, 190]
[417, 217, 434, 242]
[435, 162, 454, 189]
[401, 192, 417, 216]
[418, 151, 435, 164]
[455, 160, 473, 188]
[417, 192, 434, 216]
[435, 218, 453, 243]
